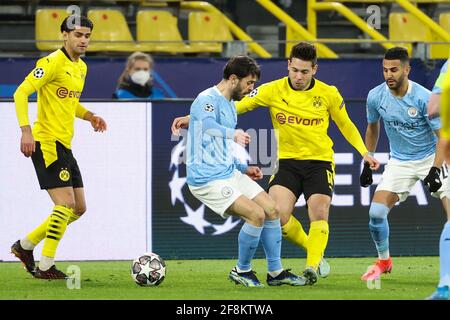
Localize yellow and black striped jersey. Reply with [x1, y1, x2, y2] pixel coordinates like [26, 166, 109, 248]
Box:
[22, 48, 88, 149]
[236, 77, 367, 163]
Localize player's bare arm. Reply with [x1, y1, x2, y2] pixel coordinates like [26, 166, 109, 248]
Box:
[427, 93, 441, 119]
[83, 111, 107, 132]
[20, 125, 35, 157]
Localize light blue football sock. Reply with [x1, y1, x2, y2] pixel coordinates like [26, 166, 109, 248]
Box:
[237, 222, 263, 271]
[368, 202, 390, 259]
[439, 221, 450, 287]
[260, 219, 283, 273]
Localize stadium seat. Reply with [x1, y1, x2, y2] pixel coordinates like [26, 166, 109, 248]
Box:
[87, 9, 139, 52]
[389, 13, 433, 55]
[188, 12, 233, 53]
[35, 9, 69, 51]
[136, 10, 193, 54]
[430, 13, 450, 59]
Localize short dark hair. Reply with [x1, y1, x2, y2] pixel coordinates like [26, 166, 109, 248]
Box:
[60, 15, 94, 33]
[384, 47, 409, 64]
[223, 55, 261, 80]
[289, 42, 317, 65]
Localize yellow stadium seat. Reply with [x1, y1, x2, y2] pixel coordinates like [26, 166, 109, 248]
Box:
[389, 13, 433, 55]
[136, 10, 193, 54]
[35, 9, 69, 51]
[188, 12, 233, 53]
[87, 9, 139, 52]
[430, 13, 450, 59]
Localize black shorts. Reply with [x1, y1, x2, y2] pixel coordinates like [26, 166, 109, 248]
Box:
[31, 141, 84, 190]
[268, 159, 335, 201]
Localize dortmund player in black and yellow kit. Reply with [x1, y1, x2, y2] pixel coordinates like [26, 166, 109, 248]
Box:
[10, 15, 107, 279]
[172, 43, 379, 285]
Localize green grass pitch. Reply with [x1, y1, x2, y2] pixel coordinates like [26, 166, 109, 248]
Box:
[0, 257, 439, 300]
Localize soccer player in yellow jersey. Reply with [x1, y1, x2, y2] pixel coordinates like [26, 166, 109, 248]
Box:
[10, 15, 107, 279]
[427, 60, 450, 300]
[172, 42, 379, 285]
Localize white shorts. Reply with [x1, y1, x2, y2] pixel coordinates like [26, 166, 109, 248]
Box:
[376, 155, 449, 202]
[188, 170, 264, 218]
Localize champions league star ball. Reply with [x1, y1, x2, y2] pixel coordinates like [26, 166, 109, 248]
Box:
[131, 253, 166, 286]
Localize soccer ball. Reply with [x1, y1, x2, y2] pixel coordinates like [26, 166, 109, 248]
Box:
[131, 252, 166, 286]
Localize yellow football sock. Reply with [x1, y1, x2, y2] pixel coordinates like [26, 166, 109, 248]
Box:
[26, 210, 81, 247]
[68, 212, 80, 224]
[306, 220, 329, 270]
[26, 216, 51, 246]
[42, 205, 72, 258]
[281, 215, 309, 251]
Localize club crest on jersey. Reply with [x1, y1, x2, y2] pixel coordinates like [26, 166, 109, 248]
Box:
[249, 88, 258, 97]
[313, 96, 322, 108]
[33, 68, 45, 79]
[204, 103, 214, 112]
[407, 107, 418, 118]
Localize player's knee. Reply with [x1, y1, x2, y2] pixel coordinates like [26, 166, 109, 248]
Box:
[265, 202, 279, 220]
[309, 206, 329, 221]
[279, 211, 291, 226]
[58, 201, 76, 211]
[251, 206, 266, 226]
[369, 202, 390, 221]
[75, 203, 86, 216]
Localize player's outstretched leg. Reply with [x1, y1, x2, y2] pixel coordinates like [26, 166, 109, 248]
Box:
[11, 206, 82, 278]
[282, 215, 331, 278]
[427, 221, 450, 299]
[10, 240, 36, 276]
[34, 205, 72, 280]
[362, 202, 392, 281]
[228, 220, 264, 288]
[261, 218, 306, 286]
[303, 220, 329, 285]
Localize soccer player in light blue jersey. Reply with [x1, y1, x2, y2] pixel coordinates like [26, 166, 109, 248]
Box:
[426, 59, 450, 300]
[186, 56, 306, 287]
[360, 48, 449, 282]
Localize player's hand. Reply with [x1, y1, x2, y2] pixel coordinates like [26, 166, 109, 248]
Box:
[359, 162, 373, 187]
[246, 166, 263, 180]
[363, 152, 380, 170]
[424, 166, 442, 193]
[234, 129, 250, 146]
[90, 115, 107, 132]
[171, 116, 190, 136]
[20, 126, 35, 157]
